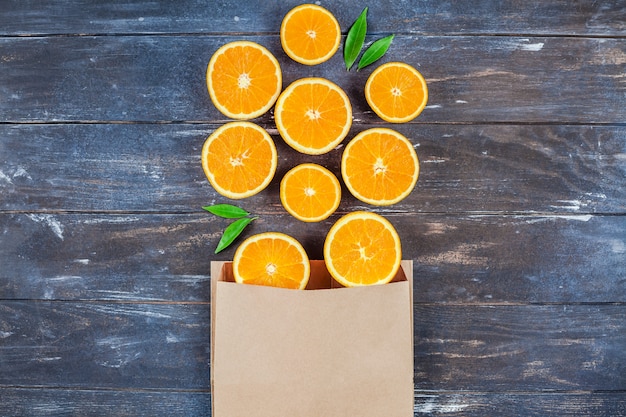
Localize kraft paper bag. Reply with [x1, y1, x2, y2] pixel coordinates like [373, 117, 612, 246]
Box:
[210, 260, 414, 417]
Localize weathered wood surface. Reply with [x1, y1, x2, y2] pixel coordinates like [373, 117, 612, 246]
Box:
[1, 0, 624, 36]
[1, 0, 625, 415]
[1, 213, 624, 303]
[1, 302, 624, 391]
[1, 124, 624, 213]
[1, 35, 624, 124]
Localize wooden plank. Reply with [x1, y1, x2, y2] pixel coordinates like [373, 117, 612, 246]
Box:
[0, 301, 210, 389]
[1, 389, 625, 417]
[0, 302, 623, 391]
[0, 36, 624, 123]
[0, 388, 211, 417]
[0, 0, 623, 36]
[413, 392, 626, 416]
[413, 304, 626, 391]
[1, 213, 624, 303]
[1, 124, 624, 214]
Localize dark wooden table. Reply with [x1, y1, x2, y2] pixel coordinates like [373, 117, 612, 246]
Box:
[1, 1, 625, 415]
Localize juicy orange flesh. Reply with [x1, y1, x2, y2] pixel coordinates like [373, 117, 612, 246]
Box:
[236, 237, 308, 289]
[283, 166, 339, 219]
[327, 218, 399, 285]
[345, 131, 417, 201]
[283, 7, 338, 60]
[369, 65, 425, 119]
[206, 125, 274, 194]
[210, 45, 280, 115]
[280, 83, 349, 149]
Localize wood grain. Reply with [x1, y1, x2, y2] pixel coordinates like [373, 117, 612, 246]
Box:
[1, 36, 624, 123]
[1, 389, 625, 417]
[0, 302, 623, 392]
[1, 0, 623, 36]
[1, 124, 624, 214]
[1, 213, 624, 303]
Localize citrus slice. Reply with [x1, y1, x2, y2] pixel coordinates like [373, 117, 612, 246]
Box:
[341, 128, 419, 206]
[275, 77, 352, 155]
[280, 4, 341, 66]
[364, 61, 428, 123]
[280, 163, 341, 222]
[233, 232, 311, 289]
[206, 41, 282, 120]
[201, 121, 277, 199]
[324, 211, 402, 287]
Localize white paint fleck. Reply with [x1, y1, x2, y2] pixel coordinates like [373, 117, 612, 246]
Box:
[0, 170, 13, 184]
[48, 275, 83, 282]
[73, 259, 90, 265]
[415, 395, 470, 414]
[166, 332, 180, 343]
[455, 100, 468, 104]
[549, 199, 583, 211]
[425, 104, 442, 109]
[27, 214, 64, 240]
[81, 216, 140, 224]
[40, 357, 62, 361]
[138, 17, 144, 22]
[13, 166, 32, 180]
[422, 158, 448, 164]
[233, 16, 240, 22]
[0, 331, 14, 339]
[11, 93, 20, 99]
[520, 42, 544, 51]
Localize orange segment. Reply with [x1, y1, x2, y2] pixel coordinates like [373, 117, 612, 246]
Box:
[201, 121, 277, 199]
[206, 41, 282, 120]
[280, 163, 341, 222]
[324, 211, 402, 287]
[275, 77, 352, 155]
[233, 232, 311, 289]
[341, 128, 419, 206]
[280, 4, 341, 65]
[364, 62, 428, 123]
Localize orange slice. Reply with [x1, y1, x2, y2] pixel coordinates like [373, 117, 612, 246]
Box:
[280, 163, 341, 222]
[206, 41, 282, 120]
[364, 62, 428, 123]
[280, 4, 341, 65]
[201, 121, 277, 199]
[341, 128, 419, 206]
[233, 232, 311, 289]
[324, 211, 402, 287]
[275, 77, 352, 155]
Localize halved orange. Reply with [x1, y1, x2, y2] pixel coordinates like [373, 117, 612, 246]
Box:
[201, 121, 277, 199]
[206, 41, 282, 120]
[275, 77, 352, 155]
[280, 163, 341, 222]
[341, 128, 419, 206]
[280, 4, 341, 66]
[324, 211, 402, 287]
[364, 62, 428, 123]
[233, 232, 311, 289]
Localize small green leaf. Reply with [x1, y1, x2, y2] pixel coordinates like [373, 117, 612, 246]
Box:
[203, 204, 250, 219]
[215, 217, 257, 254]
[344, 7, 368, 70]
[357, 34, 394, 70]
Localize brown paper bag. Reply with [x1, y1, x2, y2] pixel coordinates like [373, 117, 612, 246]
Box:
[210, 260, 414, 417]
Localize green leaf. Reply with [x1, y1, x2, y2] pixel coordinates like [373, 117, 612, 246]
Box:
[203, 204, 250, 219]
[357, 34, 394, 70]
[344, 7, 368, 70]
[215, 217, 257, 254]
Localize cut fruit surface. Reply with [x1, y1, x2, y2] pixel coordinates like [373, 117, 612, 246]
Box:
[341, 128, 419, 206]
[206, 41, 282, 120]
[280, 4, 341, 66]
[201, 121, 277, 199]
[275, 77, 352, 155]
[324, 211, 402, 287]
[233, 232, 311, 289]
[280, 163, 341, 222]
[364, 61, 428, 123]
